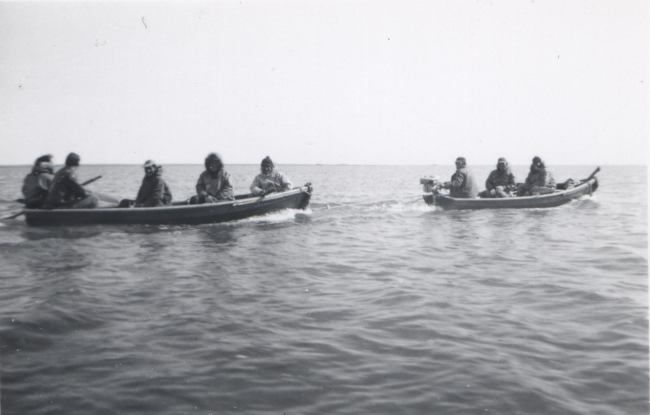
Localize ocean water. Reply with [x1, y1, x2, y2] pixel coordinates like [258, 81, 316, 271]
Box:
[0, 164, 647, 415]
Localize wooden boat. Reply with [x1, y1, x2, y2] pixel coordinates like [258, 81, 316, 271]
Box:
[24, 185, 312, 226]
[421, 169, 599, 210]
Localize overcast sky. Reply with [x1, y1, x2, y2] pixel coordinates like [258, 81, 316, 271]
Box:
[1, 1, 647, 166]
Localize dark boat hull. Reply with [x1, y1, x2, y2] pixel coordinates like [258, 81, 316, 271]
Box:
[423, 178, 598, 210]
[25, 187, 312, 226]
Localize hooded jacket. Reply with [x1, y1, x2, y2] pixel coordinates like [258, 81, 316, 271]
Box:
[485, 164, 516, 191]
[524, 162, 555, 189]
[46, 166, 89, 207]
[22, 164, 54, 208]
[196, 154, 234, 200]
[135, 168, 172, 207]
[250, 169, 293, 195]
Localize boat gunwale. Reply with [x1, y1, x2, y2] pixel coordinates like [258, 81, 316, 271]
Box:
[24, 187, 309, 215]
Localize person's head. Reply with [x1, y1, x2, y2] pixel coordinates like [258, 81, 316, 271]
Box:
[261, 156, 274, 175]
[35, 154, 52, 165]
[65, 152, 80, 169]
[455, 157, 466, 169]
[497, 157, 508, 171]
[34, 154, 54, 173]
[531, 156, 544, 170]
[143, 160, 158, 177]
[205, 153, 223, 174]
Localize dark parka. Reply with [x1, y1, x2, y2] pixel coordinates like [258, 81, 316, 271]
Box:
[196, 154, 234, 200]
[485, 166, 516, 192]
[46, 167, 89, 207]
[22, 164, 54, 208]
[524, 163, 555, 189]
[135, 168, 172, 207]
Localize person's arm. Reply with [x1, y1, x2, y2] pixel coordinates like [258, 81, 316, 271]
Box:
[535, 170, 547, 188]
[506, 172, 517, 191]
[449, 171, 465, 190]
[163, 182, 172, 205]
[195, 174, 207, 197]
[250, 175, 264, 195]
[279, 172, 293, 191]
[62, 171, 88, 199]
[146, 177, 166, 206]
[216, 172, 234, 200]
[485, 172, 495, 191]
[135, 178, 148, 205]
[525, 171, 534, 186]
[40, 174, 53, 192]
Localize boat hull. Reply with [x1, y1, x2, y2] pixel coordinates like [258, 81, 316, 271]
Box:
[25, 187, 312, 226]
[423, 178, 598, 210]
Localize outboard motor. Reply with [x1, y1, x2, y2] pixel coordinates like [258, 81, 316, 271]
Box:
[420, 176, 440, 193]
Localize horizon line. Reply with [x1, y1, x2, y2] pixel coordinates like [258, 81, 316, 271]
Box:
[0, 163, 639, 167]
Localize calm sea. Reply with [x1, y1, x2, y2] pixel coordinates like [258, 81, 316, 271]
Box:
[0, 164, 647, 415]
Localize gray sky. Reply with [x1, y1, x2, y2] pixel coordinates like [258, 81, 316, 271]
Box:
[1, 0, 648, 166]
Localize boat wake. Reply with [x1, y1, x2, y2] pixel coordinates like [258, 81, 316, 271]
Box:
[310, 195, 429, 213]
[364, 200, 436, 213]
[238, 208, 308, 224]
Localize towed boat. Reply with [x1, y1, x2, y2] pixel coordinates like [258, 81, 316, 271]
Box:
[421, 169, 599, 210]
[24, 185, 312, 226]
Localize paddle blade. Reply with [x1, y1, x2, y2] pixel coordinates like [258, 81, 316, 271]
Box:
[0, 211, 25, 220]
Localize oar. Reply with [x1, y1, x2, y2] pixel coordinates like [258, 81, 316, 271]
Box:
[34, 175, 113, 203]
[12, 175, 102, 205]
[0, 211, 26, 220]
[1, 175, 107, 220]
[81, 175, 120, 203]
[255, 189, 276, 202]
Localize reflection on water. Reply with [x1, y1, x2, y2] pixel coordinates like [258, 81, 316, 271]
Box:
[21, 227, 103, 241]
[27, 244, 91, 275]
[198, 224, 238, 246]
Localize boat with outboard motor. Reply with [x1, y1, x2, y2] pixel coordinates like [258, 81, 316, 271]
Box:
[420, 168, 599, 210]
[23, 184, 312, 226]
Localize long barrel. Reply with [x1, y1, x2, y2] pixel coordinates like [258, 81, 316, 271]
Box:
[81, 175, 102, 186]
[581, 167, 600, 183]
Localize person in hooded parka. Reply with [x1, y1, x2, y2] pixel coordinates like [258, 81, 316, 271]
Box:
[517, 156, 556, 196]
[249, 156, 293, 196]
[190, 153, 234, 204]
[22, 154, 55, 208]
[118, 160, 172, 208]
[479, 157, 517, 198]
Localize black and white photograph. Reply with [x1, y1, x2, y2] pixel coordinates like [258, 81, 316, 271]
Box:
[0, 1, 647, 414]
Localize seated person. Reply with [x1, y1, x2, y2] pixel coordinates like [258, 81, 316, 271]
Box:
[21, 154, 55, 208]
[441, 157, 479, 198]
[479, 157, 516, 198]
[189, 153, 234, 204]
[45, 152, 98, 209]
[517, 156, 556, 196]
[250, 156, 293, 196]
[118, 160, 172, 208]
